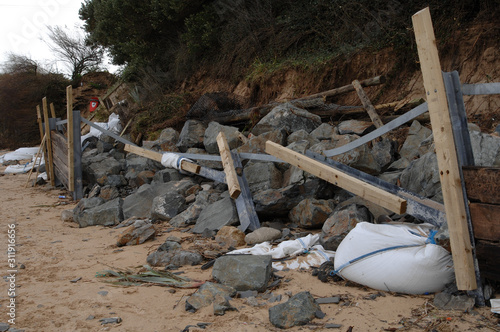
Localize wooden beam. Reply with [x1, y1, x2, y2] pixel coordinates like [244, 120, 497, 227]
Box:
[266, 141, 407, 214]
[352, 79, 385, 128]
[469, 203, 500, 241]
[124, 144, 201, 174]
[42, 97, 55, 186]
[25, 133, 46, 188]
[297, 75, 385, 101]
[49, 103, 56, 118]
[66, 86, 75, 191]
[36, 105, 44, 143]
[216, 132, 241, 199]
[412, 7, 476, 290]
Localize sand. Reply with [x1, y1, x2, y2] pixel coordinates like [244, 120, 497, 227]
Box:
[0, 165, 498, 332]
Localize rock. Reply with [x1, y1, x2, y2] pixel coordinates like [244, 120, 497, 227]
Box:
[289, 198, 334, 229]
[252, 103, 321, 136]
[99, 317, 122, 325]
[135, 170, 155, 187]
[434, 292, 475, 311]
[185, 282, 236, 312]
[378, 171, 401, 185]
[192, 197, 239, 234]
[244, 161, 283, 194]
[150, 192, 186, 221]
[169, 191, 215, 227]
[400, 151, 442, 200]
[75, 198, 124, 228]
[469, 130, 500, 166]
[117, 219, 156, 246]
[213, 255, 273, 291]
[152, 168, 185, 184]
[97, 140, 113, 154]
[158, 128, 180, 152]
[147, 249, 203, 267]
[204, 122, 242, 154]
[215, 226, 246, 247]
[126, 154, 162, 173]
[213, 294, 237, 315]
[73, 197, 104, 222]
[320, 204, 372, 251]
[269, 291, 321, 329]
[82, 154, 123, 186]
[371, 138, 396, 169]
[99, 185, 120, 201]
[316, 296, 340, 304]
[311, 123, 336, 140]
[388, 157, 410, 171]
[176, 120, 207, 152]
[338, 120, 374, 135]
[399, 121, 432, 160]
[330, 134, 381, 175]
[245, 227, 282, 245]
[61, 209, 74, 222]
[185, 147, 223, 170]
[236, 129, 287, 154]
[122, 184, 157, 219]
[104, 174, 128, 187]
[0, 323, 9, 332]
[152, 178, 197, 197]
[286, 140, 310, 154]
[287, 130, 320, 147]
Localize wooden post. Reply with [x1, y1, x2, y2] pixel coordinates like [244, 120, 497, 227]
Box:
[50, 103, 56, 118]
[36, 106, 44, 143]
[412, 7, 477, 290]
[266, 141, 407, 214]
[25, 133, 46, 188]
[66, 86, 75, 192]
[216, 132, 241, 199]
[352, 79, 385, 128]
[42, 97, 55, 186]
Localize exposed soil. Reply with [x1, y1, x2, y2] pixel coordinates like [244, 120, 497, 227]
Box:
[0, 167, 499, 332]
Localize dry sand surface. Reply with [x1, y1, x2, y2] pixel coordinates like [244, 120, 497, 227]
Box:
[0, 163, 498, 332]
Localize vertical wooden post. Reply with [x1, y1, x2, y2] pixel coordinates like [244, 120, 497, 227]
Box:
[66, 86, 75, 192]
[352, 79, 385, 128]
[216, 132, 241, 199]
[412, 7, 476, 290]
[36, 105, 44, 143]
[50, 103, 56, 118]
[43, 97, 56, 187]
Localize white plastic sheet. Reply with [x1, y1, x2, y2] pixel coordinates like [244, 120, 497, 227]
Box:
[334, 222, 455, 294]
[227, 234, 335, 271]
[0, 147, 39, 164]
[81, 113, 123, 143]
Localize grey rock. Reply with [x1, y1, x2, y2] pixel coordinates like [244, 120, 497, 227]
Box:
[213, 255, 273, 291]
[169, 191, 214, 227]
[289, 198, 335, 229]
[286, 140, 310, 154]
[470, 130, 500, 166]
[147, 249, 202, 267]
[97, 140, 113, 154]
[282, 166, 307, 187]
[150, 192, 186, 221]
[104, 174, 127, 187]
[215, 226, 246, 247]
[338, 120, 374, 135]
[252, 103, 321, 136]
[316, 296, 340, 304]
[213, 294, 237, 315]
[99, 317, 122, 325]
[244, 162, 283, 194]
[116, 219, 156, 247]
[151, 168, 185, 184]
[388, 157, 410, 170]
[400, 151, 442, 200]
[192, 197, 239, 234]
[372, 138, 396, 169]
[330, 134, 381, 175]
[177, 120, 207, 152]
[61, 209, 74, 222]
[122, 184, 156, 219]
[126, 155, 161, 173]
[399, 121, 432, 160]
[320, 204, 372, 251]
[204, 122, 242, 154]
[269, 291, 321, 329]
[185, 282, 236, 312]
[309, 140, 337, 154]
[98, 185, 120, 201]
[0, 323, 9, 332]
[434, 292, 475, 311]
[152, 178, 197, 197]
[236, 129, 287, 154]
[245, 227, 282, 245]
[185, 148, 223, 170]
[76, 198, 123, 228]
[287, 129, 320, 147]
[158, 128, 180, 152]
[377, 171, 401, 185]
[311, 123, 335, 140]
[82, 154, 123, 186]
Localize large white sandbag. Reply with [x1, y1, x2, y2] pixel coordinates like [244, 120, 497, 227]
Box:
[334, 222, 454, 294]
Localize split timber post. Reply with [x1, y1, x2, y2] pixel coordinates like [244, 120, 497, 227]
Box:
[42, 97, 55, 186]
[66, 86, 84, 200]
[412, 8, 477, 290]
[216, 132, 241, 199]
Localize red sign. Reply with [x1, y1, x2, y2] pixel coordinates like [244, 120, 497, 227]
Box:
[89, 98, 99, 112]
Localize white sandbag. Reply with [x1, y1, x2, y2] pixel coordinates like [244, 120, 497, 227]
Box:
[334, 222, 454, 294]
[0, 147, 39, 164]
[4, 163, 31, 174]
[161, 152, 194, 174]
[227, 234, 335, 271]
[80, 113, 122, 143]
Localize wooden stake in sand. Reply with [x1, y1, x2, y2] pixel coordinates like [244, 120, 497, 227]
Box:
[25, 133, 46, 188]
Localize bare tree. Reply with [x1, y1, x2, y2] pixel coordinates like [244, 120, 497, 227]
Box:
[46, 26, 103, 81]
[2, 53, 40, 75]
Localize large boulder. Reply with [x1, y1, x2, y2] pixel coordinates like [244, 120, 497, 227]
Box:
[310, 123, 335, 140]
[338, 120, 374, 135]
[320, 204, 372, 251]
[329, 134, 381, 175]
[75, 198, 123, 228]
[289, 198, 335, 229]
[122, 184, 156, 219]
[236, 129, 287, 154]
[169, 191, 215, 227]
[287, 129, 320, 147]
[185, 282, 236, 312]
[158, 128, 180, 152]
[269, 292, 321, 329]
[399, 151, 442, 201]
[252, 103, 321, 136]
[399, 121, 432, 160]
[192, 197, 239, 234]
[116, 219, 157, 246]
[82, 154, 123, 186]
[203, 122, 242, 154]
[150, 192, 186, 221]
[176, 120, 207, 152]
[244, 162, 283, 194]
[146, 240, 203, 267]
[469, 130, 500, 166]
[212, 255, 273, 291]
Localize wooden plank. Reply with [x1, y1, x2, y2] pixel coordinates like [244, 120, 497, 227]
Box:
[352, 79, 385, 128]
[51, 132, 68, 167]
[476, 240, 500, 281]
[216, 132, 241, 199]
[42, 97, 55, 186]
[297, 75, 385, 101]
[469, 203, 500, 241]
[67, 86, 74, 191]
[36, 106, 44, 143]
[266, 141, 407, 214]
[412, 7, 476, 290]
[463, 166, 500, 204]
[50, 103, 56, 118]
[124, 144, 201, 175]
[53, 162, 69, 188]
